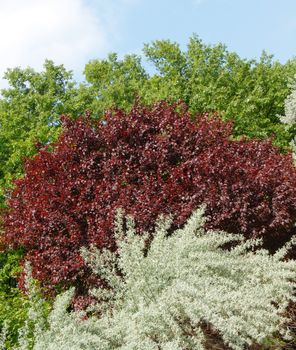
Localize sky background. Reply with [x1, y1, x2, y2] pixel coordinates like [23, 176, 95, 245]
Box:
[0, 0, 295, 87]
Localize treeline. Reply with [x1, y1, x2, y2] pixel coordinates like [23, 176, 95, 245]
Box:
[1, 35, 296, 206]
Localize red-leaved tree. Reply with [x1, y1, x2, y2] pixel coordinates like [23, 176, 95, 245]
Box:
[2, 102, 296, 303]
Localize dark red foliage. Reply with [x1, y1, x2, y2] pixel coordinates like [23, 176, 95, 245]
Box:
[3, 101, 296, 295]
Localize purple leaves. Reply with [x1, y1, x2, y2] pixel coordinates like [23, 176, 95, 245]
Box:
[3, 101, 296, 300]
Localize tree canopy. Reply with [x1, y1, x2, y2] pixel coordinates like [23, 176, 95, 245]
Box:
[84, 35, 296, 146]
[0, 60, 91, 206]
[1, 36, 296, 207]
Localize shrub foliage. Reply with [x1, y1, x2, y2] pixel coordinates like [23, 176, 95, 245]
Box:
[11, 208, 296, 350]
[3, 102, 296, 295]
[0, 249, 28, 348]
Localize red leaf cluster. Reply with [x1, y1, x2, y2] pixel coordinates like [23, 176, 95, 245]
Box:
[3, 102, 296, 294]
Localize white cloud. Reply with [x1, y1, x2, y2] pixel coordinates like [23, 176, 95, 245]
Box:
[0, 0, 130, 87]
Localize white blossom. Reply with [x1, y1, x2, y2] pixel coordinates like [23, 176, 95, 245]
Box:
[280, 74, 296, 125]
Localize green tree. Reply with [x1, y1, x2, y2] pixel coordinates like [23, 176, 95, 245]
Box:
[0, 249, 27, 348]
[0, 60, 90, 206]
[0, 61, 86, 349]
[84, 52, 148, 113]
[84, 35, 296, 148]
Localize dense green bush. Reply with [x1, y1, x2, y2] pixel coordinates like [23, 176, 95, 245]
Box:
[0, 249, 28, 349]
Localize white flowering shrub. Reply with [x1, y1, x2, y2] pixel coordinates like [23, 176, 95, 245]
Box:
[29, 207, 296, 350]
[280, 74, 296, 125]
[279, 75, 296, 165]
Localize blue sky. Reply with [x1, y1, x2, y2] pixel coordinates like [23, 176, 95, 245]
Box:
[0, 0, 295, 87]
[106, 0, 296, 63]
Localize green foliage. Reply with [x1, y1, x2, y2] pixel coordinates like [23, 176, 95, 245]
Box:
[17, 208, 296, 350]
[0, 262, 51, 350]
[84, 35, 296, 148]
[0, 60, 88, 207]
[0, 249, 27, 349]
[84, 52, 148, 113]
